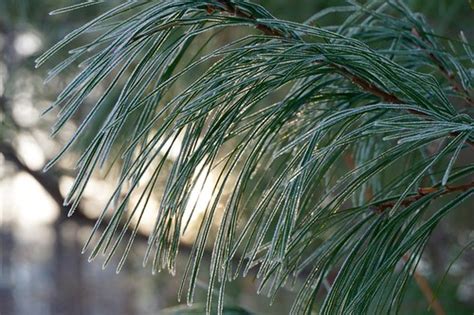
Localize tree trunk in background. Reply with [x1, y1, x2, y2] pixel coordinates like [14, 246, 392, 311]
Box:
[51, 217, 85, 315]
[0, 226, 15, 315]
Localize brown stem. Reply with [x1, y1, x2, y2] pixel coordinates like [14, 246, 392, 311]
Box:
[373, 181, 474, 213]
[411, 27, 474, 108]
[210, 1, 285, 37]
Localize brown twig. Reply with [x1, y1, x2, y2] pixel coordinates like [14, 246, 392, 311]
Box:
[373, 181, 474, 213]
[411, 27, 474, 108]
[209, 0, 285, 37]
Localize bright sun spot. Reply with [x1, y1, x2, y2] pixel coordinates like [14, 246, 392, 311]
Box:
[180, 164, 215, 243]
[16, 133, 46, 170]
[0, 172, 59, 229]
[14, 31, 42, 57]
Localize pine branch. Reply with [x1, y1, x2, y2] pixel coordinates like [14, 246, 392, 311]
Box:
[37, 1, 474, 313]
[208, 1, 474, 147]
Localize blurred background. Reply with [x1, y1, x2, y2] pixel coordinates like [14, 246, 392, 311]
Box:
[0, 1, 473, 314]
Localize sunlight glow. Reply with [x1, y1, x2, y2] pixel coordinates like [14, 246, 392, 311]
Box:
[0, 172, 59, 229]
[59, 176, 115, 218]
[16, 133, 46, 170]
[180, 164, 215, 243]
[14, 31, 42, 57]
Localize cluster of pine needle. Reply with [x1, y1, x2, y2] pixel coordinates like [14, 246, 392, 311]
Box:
[39, 1, 473, 313]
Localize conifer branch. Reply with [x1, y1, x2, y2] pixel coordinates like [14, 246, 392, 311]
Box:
[37, 1, 474, 313]
[208, 1, 474, 147]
